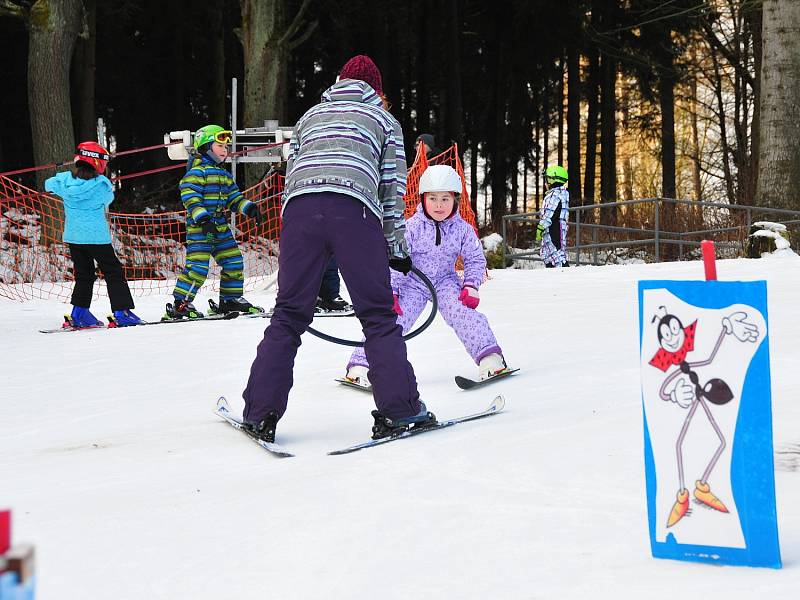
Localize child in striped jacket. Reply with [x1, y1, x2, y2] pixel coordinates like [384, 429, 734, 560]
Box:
[168, 124, 263, 318]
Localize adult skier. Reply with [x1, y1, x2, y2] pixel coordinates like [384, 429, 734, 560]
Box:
[241, 55, 435, 442]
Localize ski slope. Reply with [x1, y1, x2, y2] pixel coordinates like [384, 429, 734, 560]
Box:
[1, 256, 799, 599]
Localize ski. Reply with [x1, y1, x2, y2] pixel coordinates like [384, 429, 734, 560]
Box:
[328, 395, 505, 455]
[232, 307, 356, 320]
[335, 377, 372, 393]
[455, 368, 519, 390]
[213, 396, 294, 458]
[38, 310, 239, 334]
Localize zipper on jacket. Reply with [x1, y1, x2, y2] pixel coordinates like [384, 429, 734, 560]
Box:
[363, 206, 366, 219]
[435, 221, 441, 246]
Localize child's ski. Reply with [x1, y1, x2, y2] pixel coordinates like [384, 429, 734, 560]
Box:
[39, 310, 239, 334]
[213, 396, 294, 458]
[455, 368, 519, 390]
[335, 377, 373, 393]
[329, 395, 505, 455]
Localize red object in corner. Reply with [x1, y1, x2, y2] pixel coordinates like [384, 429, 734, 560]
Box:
[701, 240, 717, 281]
[0, 510, 10, 554]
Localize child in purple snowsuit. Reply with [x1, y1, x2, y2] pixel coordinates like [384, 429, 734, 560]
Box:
[241, 55, 435, 443]
[346, 165, 507, 385]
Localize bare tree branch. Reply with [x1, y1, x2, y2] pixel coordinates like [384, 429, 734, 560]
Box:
[278, 0, 313, 48]
[288, 19, 318, 51]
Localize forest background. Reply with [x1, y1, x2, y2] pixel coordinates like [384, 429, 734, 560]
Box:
[1, 0, 799, 230]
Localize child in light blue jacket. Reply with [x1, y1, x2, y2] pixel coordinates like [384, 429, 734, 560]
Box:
[45, 141, 141, 328]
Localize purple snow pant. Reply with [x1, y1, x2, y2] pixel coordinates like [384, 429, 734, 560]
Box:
[348, 276, 502, 370]
[243, 192, 422, 422]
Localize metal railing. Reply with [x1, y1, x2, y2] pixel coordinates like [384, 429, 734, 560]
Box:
[501, 197, 800, 267]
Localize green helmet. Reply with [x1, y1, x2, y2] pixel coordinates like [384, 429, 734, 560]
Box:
[193, 124, 231, 151]
[544, 165, 568, 184]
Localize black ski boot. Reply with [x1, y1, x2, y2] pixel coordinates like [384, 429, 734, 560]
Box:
[370, 402, 437, 440]
[243, 412, 279, 443]
[213, 297, 264, 315]
[315, 295, 352, 313]
[163, 298, 203, 320]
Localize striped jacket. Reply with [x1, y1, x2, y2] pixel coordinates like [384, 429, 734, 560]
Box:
[179, 156, 252, 225]
[284, 79, 408, 257]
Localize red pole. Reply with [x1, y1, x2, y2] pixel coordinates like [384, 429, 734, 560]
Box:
[701, 240, 717, 281]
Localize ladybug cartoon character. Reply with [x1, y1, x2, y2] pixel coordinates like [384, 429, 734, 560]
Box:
[649, 306, 759, 528]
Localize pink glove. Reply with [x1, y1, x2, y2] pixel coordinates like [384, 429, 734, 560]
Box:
[459, 286, 480, 309]
[392, 294, 403, 316]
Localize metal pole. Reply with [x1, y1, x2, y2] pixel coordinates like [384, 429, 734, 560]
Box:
[575, 209, 581, 266]
[230, 77, 238, 231]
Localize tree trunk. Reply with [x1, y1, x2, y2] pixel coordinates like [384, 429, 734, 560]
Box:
[567, 43, 582, 203]
[28, 0, 83, 186]
[745, 2, 763, 205]
[415, 1, 430, 134]
[510, 160, 518, 214]
[470, 141, 478, 217]
[584, 3, 599, 205]
[756, 0, 800, 210]
[599, 52, 617, 226]
[444, 0, 463, 148]
[240, 0, 287, 127]
[620, 79, 634, 202]
[71, 0, 96, 142]
[490, 28, 507, 229]
[689, 46, 702, 201]
[209, 1, 227, 124]
[659, 68, 677, 200]
[557, 55, 565, 166]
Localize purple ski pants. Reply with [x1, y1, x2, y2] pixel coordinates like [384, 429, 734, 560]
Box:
[348, 277, 502, 370]
[242, 192, 421, 422]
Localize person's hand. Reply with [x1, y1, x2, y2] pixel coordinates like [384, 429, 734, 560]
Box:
[535, 224, 545, 243]
[392, 294, 403, 316]
[199, 219, 217, 240]
[245, 203, 263, 226]
[459, 286, 480, 309]
[389, 255, 412, 275]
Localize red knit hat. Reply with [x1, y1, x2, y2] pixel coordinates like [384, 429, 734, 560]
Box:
[339, 55, 383, 95]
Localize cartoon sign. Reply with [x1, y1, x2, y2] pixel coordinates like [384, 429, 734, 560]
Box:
[638, 280, 781, 568]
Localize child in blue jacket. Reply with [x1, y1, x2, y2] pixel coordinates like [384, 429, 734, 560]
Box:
[45, 142, 141, 328]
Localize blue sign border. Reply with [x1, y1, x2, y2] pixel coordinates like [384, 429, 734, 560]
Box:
[638, 280, 781, 568]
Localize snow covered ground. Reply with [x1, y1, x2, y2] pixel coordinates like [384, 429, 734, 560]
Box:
[2, 256, 799, 599]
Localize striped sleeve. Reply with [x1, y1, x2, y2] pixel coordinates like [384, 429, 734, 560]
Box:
[379, 119, 408, 258]
[179, 166, 211, 223]
[225, 176, 250, 214]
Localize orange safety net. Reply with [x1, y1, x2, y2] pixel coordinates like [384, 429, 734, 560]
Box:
[0, 172, 282, 303]
[404, 142, 478, 235]
[1, 144, 478, 303]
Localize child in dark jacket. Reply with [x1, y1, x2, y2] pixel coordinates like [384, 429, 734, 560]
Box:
[45, 142, 141, 328]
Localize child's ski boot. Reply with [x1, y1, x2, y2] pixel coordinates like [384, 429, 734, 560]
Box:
[163, 298, 203, 321]
[371, 401, 437, 440]
[478, 353, 508, 381]
[108, 310, 143, 327]
[64, 306, 104, 329]
[210, 297, 265, 315]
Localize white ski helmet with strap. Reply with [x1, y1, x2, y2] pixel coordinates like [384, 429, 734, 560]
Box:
[418, 165, 462, 196]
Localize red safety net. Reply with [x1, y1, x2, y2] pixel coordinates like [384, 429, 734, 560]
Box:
[0, 173, 282, 302]
[1, 143, 478, 303]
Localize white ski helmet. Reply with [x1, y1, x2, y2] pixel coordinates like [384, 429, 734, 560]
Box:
[418, 165, 462, 196]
